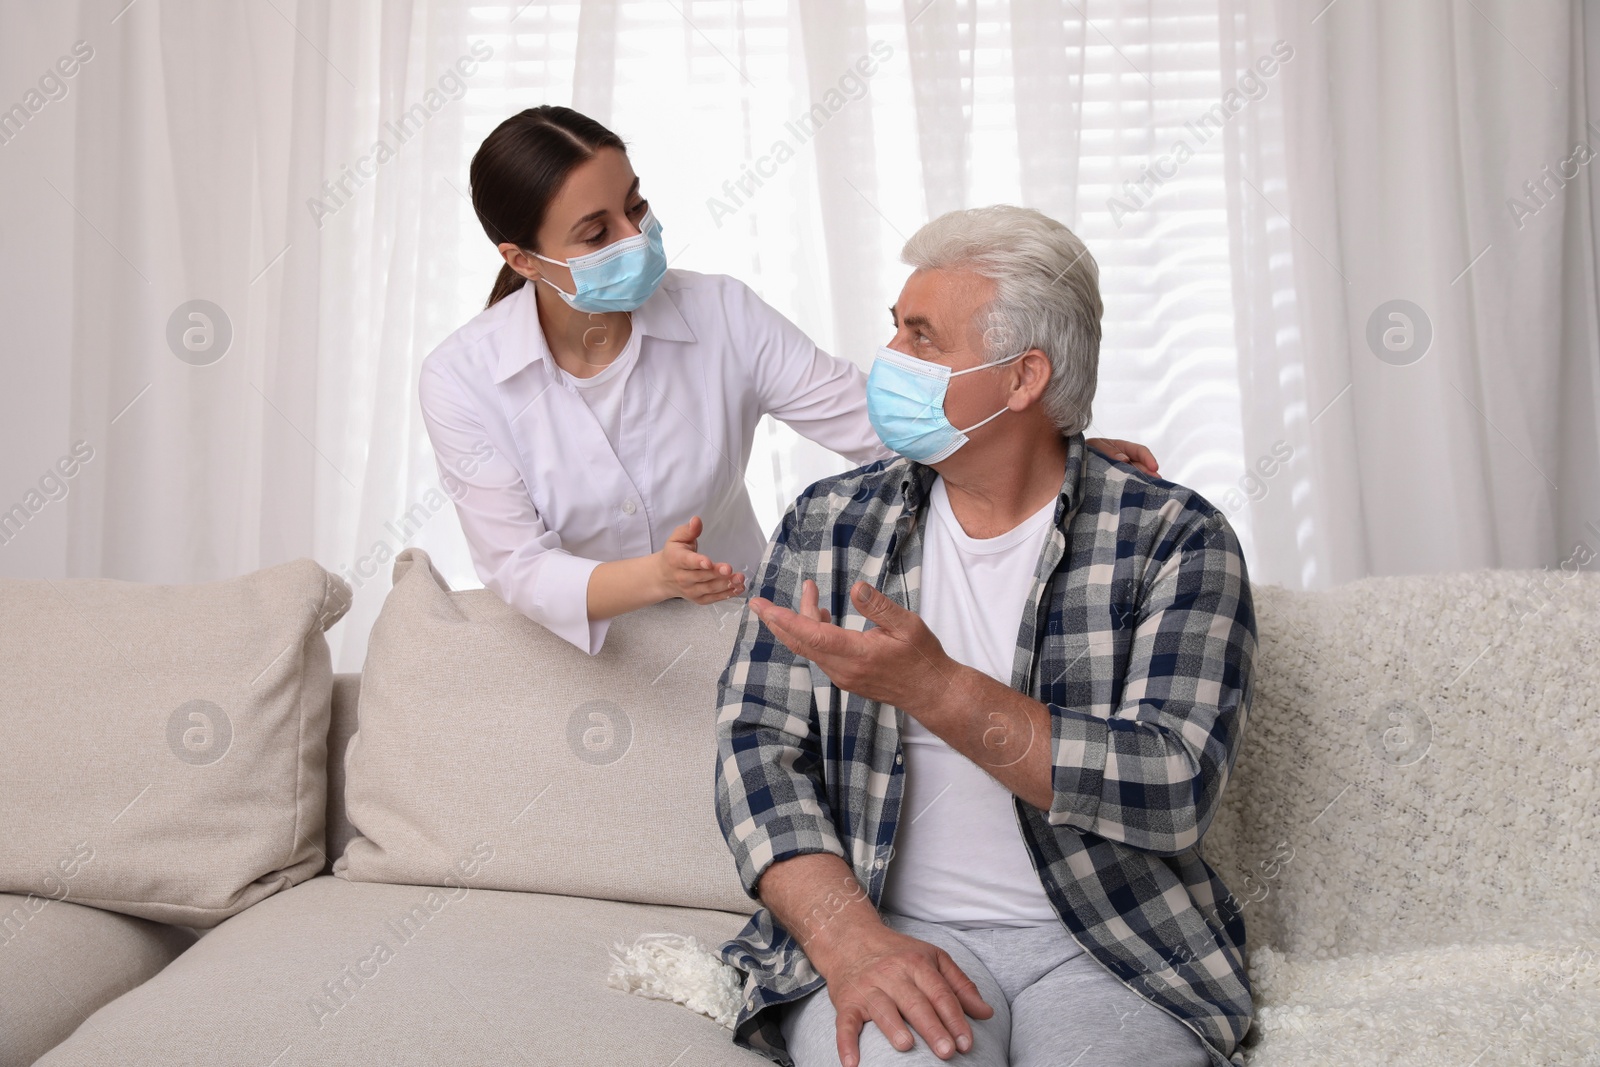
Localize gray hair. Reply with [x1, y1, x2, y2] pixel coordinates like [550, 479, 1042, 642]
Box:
[900, 206, 1102, 436]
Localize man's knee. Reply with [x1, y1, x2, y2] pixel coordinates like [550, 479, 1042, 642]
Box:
[782, 984, 1010, 1067]
[778, 920, 1013, 1067]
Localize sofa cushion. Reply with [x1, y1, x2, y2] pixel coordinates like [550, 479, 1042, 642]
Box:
[334, 548, 752, 913]
[0, 891, 195, 1067]
[1239, 940, 1600, 1065]
[0, 559, 350, 926]
[33, 876, 765, 1066]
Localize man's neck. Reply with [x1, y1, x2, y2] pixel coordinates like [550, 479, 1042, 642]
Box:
[933, 426, 1069, 540]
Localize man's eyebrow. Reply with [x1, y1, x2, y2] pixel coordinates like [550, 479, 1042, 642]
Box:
[889, 304, 938, 338]
[565, 179, 642, 238]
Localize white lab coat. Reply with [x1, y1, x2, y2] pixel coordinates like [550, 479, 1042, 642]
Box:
[417, 269, 891, 654]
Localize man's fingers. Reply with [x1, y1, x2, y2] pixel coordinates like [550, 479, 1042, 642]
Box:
[897, 970, 963, 1058]
[914, 959, 976, 1053]
[834, 1007, 867, 1067]
[762, 604, 845, 657]
[802, 578, 835, 623]
[862, 986, 917, 1054]
[850, 581, 907, 631]
[798, 580, 835, 624]
[936, 953, 995, 1020]
[759, 609, 810, 653]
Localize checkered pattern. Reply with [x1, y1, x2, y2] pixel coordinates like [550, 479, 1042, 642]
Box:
[713, 432, 1258, 1067]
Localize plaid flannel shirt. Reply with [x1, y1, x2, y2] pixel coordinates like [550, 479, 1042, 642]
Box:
[713, 431, 1258, 1067]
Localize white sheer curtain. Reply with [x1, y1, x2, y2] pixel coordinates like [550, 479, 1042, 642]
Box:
[0, 0, 1593, 672]
[1249, 0, 1600, 588]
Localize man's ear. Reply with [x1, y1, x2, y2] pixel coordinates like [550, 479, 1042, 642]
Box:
[1016, 347, 1053, 409]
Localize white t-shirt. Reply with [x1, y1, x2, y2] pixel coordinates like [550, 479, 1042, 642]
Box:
[879, 474, 1061, 929]
[556, 322, 643, 462]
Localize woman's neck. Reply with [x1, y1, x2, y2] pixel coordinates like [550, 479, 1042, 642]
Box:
[532, 280, 634, 379]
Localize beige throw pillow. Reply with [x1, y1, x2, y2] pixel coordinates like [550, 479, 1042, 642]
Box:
[334, 548, 752, 915]
[0, 559, 349, 927]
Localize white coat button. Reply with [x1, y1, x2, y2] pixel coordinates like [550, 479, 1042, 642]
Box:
[621, 499, 636, 515]
[895, 754, 903, 765]
[873, 857, 885, 869]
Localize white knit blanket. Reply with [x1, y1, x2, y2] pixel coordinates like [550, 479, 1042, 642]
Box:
[612, 570, 1600, 1065]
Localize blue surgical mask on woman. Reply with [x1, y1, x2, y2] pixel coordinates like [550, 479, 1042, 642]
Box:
[534, 208, 668, 313]
[865, 345, 1025, 463]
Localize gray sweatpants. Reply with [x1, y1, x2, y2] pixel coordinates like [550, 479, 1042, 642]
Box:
[778, 911, 1212, 1067]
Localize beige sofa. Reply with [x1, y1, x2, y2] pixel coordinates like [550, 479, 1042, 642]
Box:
[3, 548, 1596, 1066]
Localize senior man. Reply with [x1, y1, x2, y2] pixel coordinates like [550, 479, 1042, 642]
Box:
[713, 205, 1256, 1067]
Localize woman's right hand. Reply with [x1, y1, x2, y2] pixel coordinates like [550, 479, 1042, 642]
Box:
[656, 516, 747, 604]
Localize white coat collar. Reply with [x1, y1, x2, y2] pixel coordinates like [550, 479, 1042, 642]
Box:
[491, 274, 697, 384]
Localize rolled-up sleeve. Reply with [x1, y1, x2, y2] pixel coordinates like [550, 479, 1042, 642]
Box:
[1046, 511, 1256, 856]
[418, 361, 610, 655]
[713, 488, 848, 899]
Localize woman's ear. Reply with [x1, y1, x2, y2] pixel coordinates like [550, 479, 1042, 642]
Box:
[499, 242, 542, 283]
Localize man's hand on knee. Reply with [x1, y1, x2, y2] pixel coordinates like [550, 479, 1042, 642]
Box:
[823, 921, 994, 1067]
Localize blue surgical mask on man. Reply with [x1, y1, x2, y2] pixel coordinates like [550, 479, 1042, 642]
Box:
[533, 208, 668, 313]
[865, 345, 1025, 463]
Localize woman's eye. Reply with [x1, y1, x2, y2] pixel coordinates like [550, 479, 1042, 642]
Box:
[629, 199, 648, 214]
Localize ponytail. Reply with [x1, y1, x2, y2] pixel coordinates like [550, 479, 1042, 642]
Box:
[486, 263, 527, 309]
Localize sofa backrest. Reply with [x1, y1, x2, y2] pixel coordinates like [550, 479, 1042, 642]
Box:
[1204, 569, 1600, 956]
[319, 556, 1600, 954]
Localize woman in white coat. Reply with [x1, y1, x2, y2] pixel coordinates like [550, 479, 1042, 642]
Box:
[418, 106, 1157, 655]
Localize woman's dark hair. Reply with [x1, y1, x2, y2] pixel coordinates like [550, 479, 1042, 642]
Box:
[470, 106, 627, 309]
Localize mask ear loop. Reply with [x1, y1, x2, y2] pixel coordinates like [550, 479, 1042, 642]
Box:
[947, 349, 1027, 377]
[529, 248, 579, 299]
[952, 403, 1011, 436]
[948, 349, 1028, 434]
[536, 275, 579, 299]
